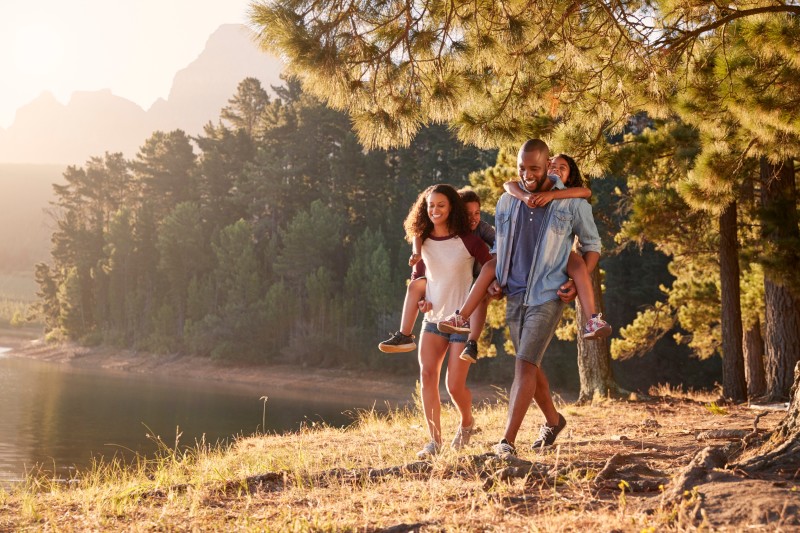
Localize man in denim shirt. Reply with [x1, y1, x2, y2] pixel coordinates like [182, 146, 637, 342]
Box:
[488, 139, 602, 456]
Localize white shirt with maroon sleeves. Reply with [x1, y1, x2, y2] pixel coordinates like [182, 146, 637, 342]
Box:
[411, 233, 491, 322]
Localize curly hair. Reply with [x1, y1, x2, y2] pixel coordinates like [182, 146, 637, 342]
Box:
[403, 184, 470, 243]
[555, 153, 584, 188]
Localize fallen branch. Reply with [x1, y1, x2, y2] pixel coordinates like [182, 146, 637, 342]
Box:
[696, 429, 749, 441]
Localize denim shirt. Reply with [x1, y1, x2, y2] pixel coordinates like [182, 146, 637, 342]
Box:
[492, 192, 602, 307]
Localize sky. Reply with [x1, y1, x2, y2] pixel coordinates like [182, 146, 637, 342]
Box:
[0, 0, 254, 129]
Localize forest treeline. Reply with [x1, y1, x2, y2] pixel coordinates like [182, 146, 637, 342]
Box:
[30, 77, 666, 374]
[31, 78, 504, 368]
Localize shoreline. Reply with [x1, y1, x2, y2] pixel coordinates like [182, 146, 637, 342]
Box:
[0, 332, 504, 408]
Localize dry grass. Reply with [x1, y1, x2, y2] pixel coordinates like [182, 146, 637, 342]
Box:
[0, 387, 796, 532]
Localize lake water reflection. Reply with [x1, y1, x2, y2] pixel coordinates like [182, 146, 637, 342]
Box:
[0, 349, 377, 484]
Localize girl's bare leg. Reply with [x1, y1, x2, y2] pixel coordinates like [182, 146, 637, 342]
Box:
[568, 251, 595, 322]
[418, 331, 448, 444]
[400, 278, 426, 335]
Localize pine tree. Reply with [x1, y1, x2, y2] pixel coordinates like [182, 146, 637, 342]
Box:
[220, 77, 270, 138]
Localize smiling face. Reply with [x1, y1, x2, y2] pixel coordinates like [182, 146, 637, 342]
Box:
[427, 191, 452, 230]
[517, 148, 550, 192]
[465, 201, 481, 232]
[548, 155, 571, 185]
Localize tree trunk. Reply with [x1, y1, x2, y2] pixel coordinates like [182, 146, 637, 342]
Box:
[762, 279, 800, 400]
[736, 362, 800, 476]
[718, 201, 747, 402]
[760, 158, 800, 401]
[744, 317, 767, 399]
[576, 269, 621, 403]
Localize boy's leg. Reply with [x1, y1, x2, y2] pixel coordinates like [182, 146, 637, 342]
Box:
[459, 295, 488, 363]
[468, 296, 488, 341]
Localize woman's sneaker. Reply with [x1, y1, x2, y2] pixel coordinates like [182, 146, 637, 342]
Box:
[437, 312, 471, 334]
[459, 340, 478, 363]
[378, 331, 416, 353]
[416, 441, 440, 459]
[583, 313, 612, 339]
[450, 424, 475, 450]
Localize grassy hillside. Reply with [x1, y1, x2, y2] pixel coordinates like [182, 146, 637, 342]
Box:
[0, 390, 795, 531]
[0, 164, 64, 274]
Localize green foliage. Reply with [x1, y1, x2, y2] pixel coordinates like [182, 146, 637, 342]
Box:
[0, 299, 33, 327]
[34, 78, 492, 366]
[274, 200, 345, 288]
[612, 301, 675, 361]
[250, 0, 660, 169]
[344, 228, 393, 321]
[704, 402, 729, 416]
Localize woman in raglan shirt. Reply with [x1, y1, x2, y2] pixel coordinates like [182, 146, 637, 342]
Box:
[402, 184, 492, 459]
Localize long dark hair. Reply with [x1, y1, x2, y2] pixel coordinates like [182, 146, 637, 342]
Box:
[403, 184, 470, 243]
[556, 153, 584, 188]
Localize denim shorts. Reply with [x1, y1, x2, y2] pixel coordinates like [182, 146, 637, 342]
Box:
[421, 320, 468, 344]
[506, 294, 565, 366]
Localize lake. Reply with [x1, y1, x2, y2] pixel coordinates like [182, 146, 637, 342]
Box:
[0, 348, 383, 484]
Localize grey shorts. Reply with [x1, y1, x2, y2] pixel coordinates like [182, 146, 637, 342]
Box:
[506, 294, 565, 366]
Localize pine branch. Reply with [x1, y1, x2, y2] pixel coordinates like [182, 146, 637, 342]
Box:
[654, 4, 800, 56]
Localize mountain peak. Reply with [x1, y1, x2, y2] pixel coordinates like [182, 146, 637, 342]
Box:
[0, 24, 284, 165]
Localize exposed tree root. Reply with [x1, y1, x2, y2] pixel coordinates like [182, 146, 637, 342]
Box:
[662, 446, 728, 503]
[592, 452, 668, 493]
[733, 363, 800, 477]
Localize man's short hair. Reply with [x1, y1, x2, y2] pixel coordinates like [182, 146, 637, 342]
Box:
[458, 188, 481, 206]
[519, 139, 549, 154]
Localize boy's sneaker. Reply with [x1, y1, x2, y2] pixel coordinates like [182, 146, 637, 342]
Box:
[583, 313, 612, 340]
[438, 311, 471, 334]
[450, 424, 475, 450]
[531, 413, 567, 449]
[459, 340, 478, 363]
[492, 438, 516, 456]
[378, 331, 416, 353]
[416, 441, 440, 459]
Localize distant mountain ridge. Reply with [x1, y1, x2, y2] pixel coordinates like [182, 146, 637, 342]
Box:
[0, 24, 284, 165]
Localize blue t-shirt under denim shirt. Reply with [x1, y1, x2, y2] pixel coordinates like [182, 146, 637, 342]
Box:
[506, 204, 547, 297]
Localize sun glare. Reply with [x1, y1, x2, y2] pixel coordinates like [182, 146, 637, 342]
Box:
[13, 23, 65, 77]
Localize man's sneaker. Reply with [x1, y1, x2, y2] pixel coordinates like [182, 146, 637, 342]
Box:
[416, 441, 440, 459]
[450, 424, 475, 450]
[459, 340, 478, 363]
[492, 438, 516, 456]
[378, 331, 416, 353]
[437, 312, 471, 334]
[583, 313, 612, 340]
[531, 413, 567, 449]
